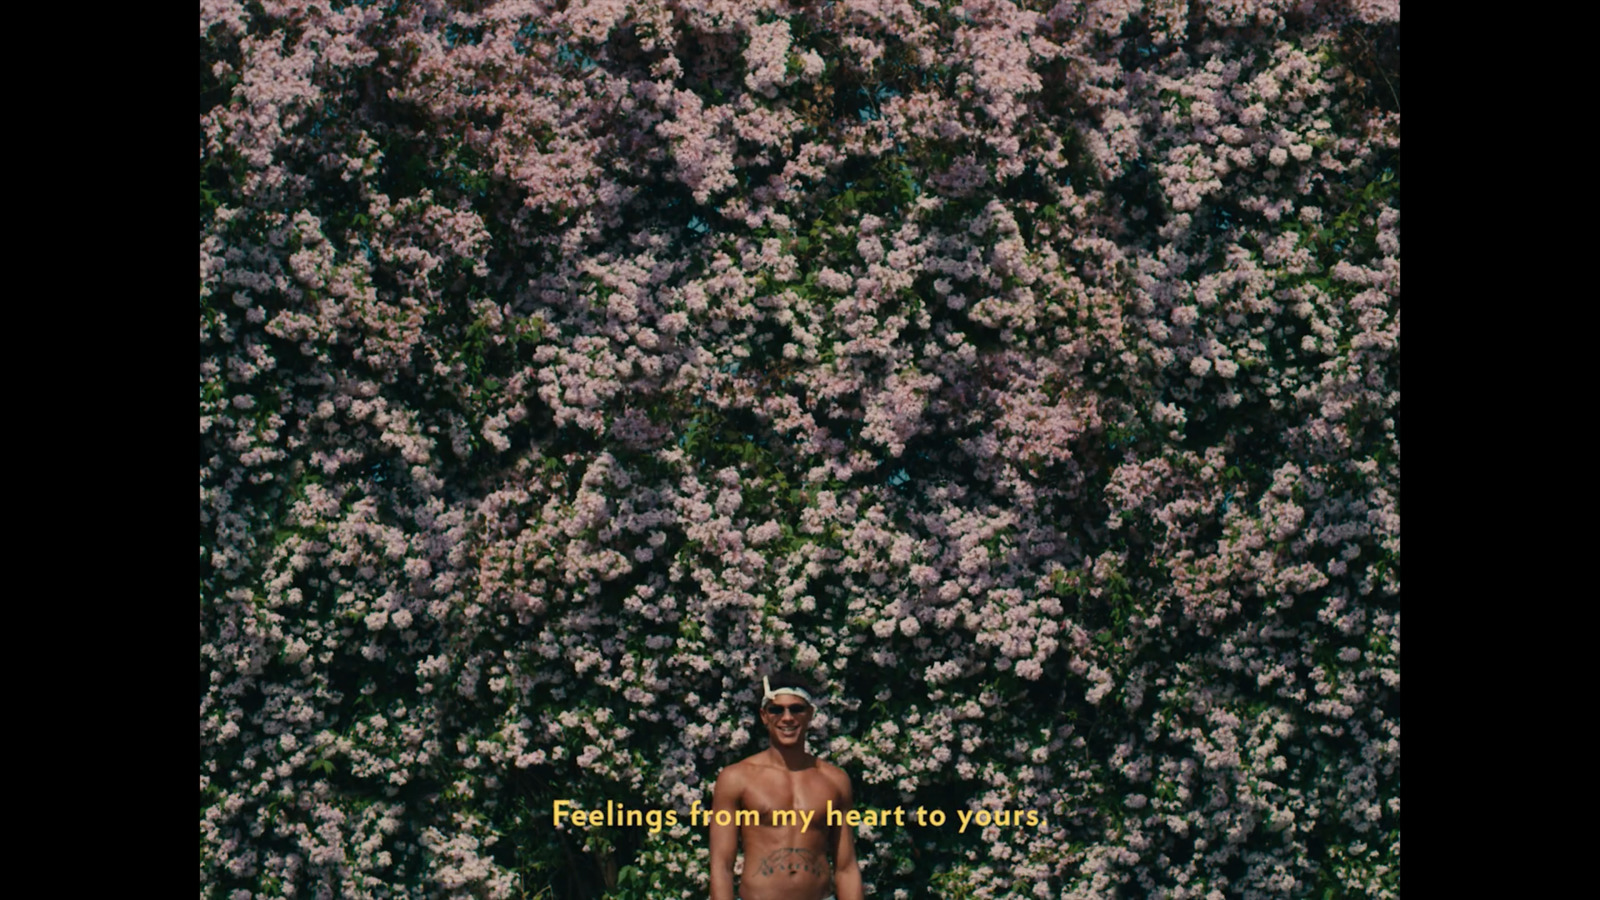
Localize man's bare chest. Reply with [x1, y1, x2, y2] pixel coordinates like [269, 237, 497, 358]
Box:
[740, 769, 837, 828]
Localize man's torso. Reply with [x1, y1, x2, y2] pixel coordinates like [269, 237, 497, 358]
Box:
[731, 756, 842, 900]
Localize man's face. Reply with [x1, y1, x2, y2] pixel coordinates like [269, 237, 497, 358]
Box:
[760, 694, 813, 747]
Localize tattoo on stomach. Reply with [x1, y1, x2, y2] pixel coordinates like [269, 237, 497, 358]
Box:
[756, 847, 827, 878]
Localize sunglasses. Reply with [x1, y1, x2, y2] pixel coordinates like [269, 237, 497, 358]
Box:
[765, 703, 812, 716]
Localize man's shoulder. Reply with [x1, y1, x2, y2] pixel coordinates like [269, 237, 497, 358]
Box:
[717, 751, 848, 779]
[812, 758, 852, 791]
[713, 753, 769, 785]
[728, 750, 777, 771]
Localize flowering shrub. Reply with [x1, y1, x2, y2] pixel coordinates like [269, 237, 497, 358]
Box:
[200, 1, 1399, 898]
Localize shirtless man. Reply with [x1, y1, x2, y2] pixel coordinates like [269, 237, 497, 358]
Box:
[707, 671, 863, 900]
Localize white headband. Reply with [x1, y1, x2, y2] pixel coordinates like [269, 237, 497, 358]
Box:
[762, 676, 815, 706]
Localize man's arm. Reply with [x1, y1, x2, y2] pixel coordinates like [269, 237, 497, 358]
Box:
[708, 767, 741, 900]
[826, 767, 864, 900]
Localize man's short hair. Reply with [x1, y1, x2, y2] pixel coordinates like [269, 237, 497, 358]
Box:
[761, 668, 821, 705]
